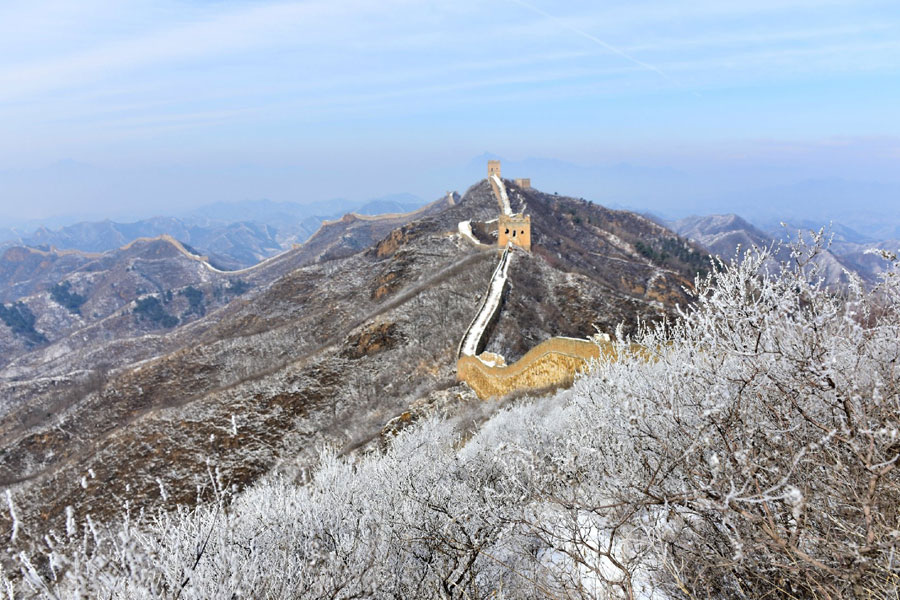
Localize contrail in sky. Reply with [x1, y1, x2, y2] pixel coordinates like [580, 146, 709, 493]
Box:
[507, 0, 682, 87]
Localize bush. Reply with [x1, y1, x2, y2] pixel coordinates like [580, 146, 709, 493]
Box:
[133, 296, 179, 328]
[0, 302, 47, 346]
[558, 239, 900, 598]
[213, 279, 252, 301]
[49, 281, 87, 315]
[226, 279, 251, 296]
[636, 236, 709, 278]
[180, 286, 205, 317]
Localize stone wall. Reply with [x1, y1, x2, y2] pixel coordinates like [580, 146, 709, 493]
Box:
[456, 246, 511, 358]
[498, 214, 531, 251]
[514, 178, 531, 189]
[471, 220, 498, 244]
[457, 337, 617, 400]
[488, 178, 503, 213]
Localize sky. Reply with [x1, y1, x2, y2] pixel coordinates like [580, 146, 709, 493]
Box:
[0, 0, 898, 225]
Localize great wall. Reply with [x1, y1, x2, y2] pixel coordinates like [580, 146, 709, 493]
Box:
[92, 171, 617, 401]
[457, 336, 616, 400]
[457, 245, 512, 358]
[455, 161, 611, 400]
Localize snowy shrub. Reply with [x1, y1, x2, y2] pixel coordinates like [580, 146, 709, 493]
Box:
[3, 238, 898, 599]
[549, 238, 900, 598]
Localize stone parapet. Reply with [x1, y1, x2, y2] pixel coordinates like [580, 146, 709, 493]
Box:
[457, 337, 617, 400]
[488, 177, 504, 214]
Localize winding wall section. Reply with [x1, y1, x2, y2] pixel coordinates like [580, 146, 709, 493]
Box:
[457, 337, 616, 400]
[490, 175, 512, 215]
[457, 245, 512, 358]
[455, 170, 629, 400]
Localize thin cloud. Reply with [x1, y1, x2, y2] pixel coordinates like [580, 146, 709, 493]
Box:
[0, 0, 897, 195]
[661, 39, 900, 75]
[626, 22, 894, 53]
[505, 0, 684, 88]
[0, 0, 414, 101]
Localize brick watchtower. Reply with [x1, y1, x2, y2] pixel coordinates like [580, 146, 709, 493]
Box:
[498, 213, 531, 252]
[487, 160, 501, 180]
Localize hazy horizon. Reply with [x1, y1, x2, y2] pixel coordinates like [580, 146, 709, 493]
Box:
[1, 0, 898, 226]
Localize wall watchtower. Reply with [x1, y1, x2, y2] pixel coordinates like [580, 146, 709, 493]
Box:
[487, 160, 501, 180]
[498, 213, 531, 251]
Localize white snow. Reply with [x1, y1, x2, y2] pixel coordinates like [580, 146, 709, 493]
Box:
[476, 355, 502, 367]
[598, 229, 632, 254]
[537, 513, 667, 600]
[6, 490, 19, 542]
[459, 245, 513, 357]
[457, 220, 479, 246]
[491, 175, 512, 215]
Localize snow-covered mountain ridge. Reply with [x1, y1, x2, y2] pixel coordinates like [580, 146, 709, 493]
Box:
[1, 177, 709, 550]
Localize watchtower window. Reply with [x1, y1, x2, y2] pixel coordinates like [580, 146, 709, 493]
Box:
[512, 230, 517, 237]
[504, 228, 509, 234]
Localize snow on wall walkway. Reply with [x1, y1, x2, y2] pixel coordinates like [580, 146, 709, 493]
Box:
[491, 175, 512, 215]
[458, 244, 513, 358]
[120, 233, 282, 277]
[201, 246, 292, 275]
[458, 220, 479, 245]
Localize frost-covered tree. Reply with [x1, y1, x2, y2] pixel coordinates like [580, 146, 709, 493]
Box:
[504, 238, 900, 598]
[3, 238, 898, 599]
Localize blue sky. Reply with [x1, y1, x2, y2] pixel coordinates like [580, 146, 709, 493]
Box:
[0, 0, 899, 223]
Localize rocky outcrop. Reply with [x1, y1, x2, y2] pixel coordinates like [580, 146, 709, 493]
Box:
[341, 321, 404, 359]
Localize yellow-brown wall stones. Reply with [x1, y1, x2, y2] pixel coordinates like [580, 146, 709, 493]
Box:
[498, 213, 531, 251]
[457, 337, 617, 400]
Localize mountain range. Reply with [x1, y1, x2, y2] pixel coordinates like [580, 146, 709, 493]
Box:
[437, 155, 900, 240]
[2, 169, 898, 549]
[667, 213, 899, 284]
[0, 176, 710, 540]
[0, 194, 426, 270]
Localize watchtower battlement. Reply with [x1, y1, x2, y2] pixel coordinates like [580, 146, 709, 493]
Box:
[499, 213, 531, 251]
[486, 160, 532, 252]
[487, 160, 501, 179]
